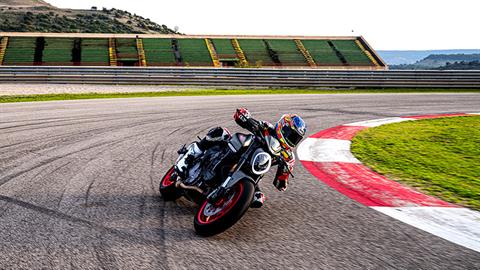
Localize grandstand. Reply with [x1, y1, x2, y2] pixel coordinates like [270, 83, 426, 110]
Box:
[2, 37, 37, 65]
[177, 38, 213, 67]
[0, 33, 387, 69]
[80, 38, 109, 66]
[115, 38, 139, 66]
[143, 38, 176, 66]
[42, 37, 75, 65]
[211, 39, 238, 66]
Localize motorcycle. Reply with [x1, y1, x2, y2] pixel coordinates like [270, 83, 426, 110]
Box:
[159, 118, 293, 236]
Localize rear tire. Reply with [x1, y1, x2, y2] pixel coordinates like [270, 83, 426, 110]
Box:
[159, 166, 182, 201]
[194, 179, 254, 236]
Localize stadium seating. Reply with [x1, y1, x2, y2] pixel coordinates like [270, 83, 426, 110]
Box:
[0, 36, 8, 64]
[0, 34, 384, 69]
[115, 38, 139, 66]
[80, 38, 109, 66]
[42, 38, 74, 65]
[2, 37, 37, 65]
[300, 40, 344, 66]
[136, 39, 147, 67]
[265, 39, 308, 66]
[142, 38, 177, 66]
[177, 38, 213, 66]
[230, 39, 248, 67]
[238, 39, 276, 67]
[205, 39, 220, 67]
[294, 39, 316, 67]
[331, 40, 374, 66]
[211, 39, 237, 60]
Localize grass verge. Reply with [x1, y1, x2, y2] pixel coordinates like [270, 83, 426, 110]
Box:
[351, 116, 480, 210]
[1, 88, 479, 103]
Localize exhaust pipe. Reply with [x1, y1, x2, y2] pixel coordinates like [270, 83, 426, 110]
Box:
[176, 182, 205, 194]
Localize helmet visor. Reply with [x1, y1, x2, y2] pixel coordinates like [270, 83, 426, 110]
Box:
[281, 125, 303, 147]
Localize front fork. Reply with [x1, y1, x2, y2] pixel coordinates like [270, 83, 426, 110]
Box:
[207, 160, 239, 203]
[207, 169, 257, 204]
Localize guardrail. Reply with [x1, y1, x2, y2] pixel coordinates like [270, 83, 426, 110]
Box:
[0, 66, 479, 88]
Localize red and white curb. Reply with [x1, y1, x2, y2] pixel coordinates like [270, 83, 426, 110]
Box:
[297, 113, 480, 252]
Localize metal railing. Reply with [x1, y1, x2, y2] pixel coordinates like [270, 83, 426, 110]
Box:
[0, 66, 479, 88]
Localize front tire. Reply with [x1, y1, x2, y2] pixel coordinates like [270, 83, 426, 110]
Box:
[159, 166, 182, 201]
[194, 179, 255, 236]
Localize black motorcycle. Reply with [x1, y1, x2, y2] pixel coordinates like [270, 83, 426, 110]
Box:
[159, 118, 293, 236]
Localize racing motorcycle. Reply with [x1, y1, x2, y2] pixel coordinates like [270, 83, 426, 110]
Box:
[159, 118, 293, 236]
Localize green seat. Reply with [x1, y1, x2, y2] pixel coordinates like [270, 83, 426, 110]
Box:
[116, 38, 139, 65]
[211, 39, 238, 60]
[81, 38, 109, 66]
[177, 38, 213, 66]
[265, 39, 308, 66]
[43, 38, 75, 65]
[237, 39, 275, 67]
[143, 38, 177, 66]
[3, 37, 37, 65]
[331, 40, 374, 66]
[301, 40, 343, 66]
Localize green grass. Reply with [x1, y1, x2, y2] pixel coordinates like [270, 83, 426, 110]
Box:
[0, 88, 479, 103]
[351, 116, 480, 210]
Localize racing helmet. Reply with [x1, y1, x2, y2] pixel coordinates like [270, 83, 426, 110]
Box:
[275, 114, 307, 149]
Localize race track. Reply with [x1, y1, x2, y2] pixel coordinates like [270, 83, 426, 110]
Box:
[1, 93, 479, 269]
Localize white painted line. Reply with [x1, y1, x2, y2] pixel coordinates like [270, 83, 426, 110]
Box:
[343, 117, 414, 127]
[297, 138, 361, 163]
[372, 206, 480, 253]
[468, 112, 480, 115]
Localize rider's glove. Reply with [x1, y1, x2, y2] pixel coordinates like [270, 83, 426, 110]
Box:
[234, 108, 251, 123]
[273, 178, 288, 192]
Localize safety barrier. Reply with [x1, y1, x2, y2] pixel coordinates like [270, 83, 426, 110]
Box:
[0, 66, 479, 88]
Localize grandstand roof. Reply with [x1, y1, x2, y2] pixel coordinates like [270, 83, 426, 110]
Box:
[0, 32, 362, 40]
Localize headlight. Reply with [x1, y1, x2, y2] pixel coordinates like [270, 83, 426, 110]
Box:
[251, 152, 272, 175]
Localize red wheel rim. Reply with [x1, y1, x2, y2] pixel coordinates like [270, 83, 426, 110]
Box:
[197, 182, 244, 224]
[162, 167, 175, 187]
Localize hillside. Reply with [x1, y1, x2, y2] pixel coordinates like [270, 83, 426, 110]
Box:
[436, 61, 480, 70]
[390, 54, 480, 70]
[378, 49, 480, 65]
[416, 54, 480, 68]
[0, 0, 177, 34]
[0, 0, 52, 7]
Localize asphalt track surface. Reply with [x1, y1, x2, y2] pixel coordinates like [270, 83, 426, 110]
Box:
[1, 93, 479, 269]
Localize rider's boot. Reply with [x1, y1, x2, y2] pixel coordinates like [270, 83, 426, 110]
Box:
[251, 190, 266, 208]
[175, 142, 203, 178]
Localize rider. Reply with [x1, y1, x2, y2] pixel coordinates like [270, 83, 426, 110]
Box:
[175, 108, 307, 208]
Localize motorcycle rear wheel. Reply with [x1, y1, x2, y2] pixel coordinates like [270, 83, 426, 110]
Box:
[159, 166, 182, 201]
[194, 179, 254, 236]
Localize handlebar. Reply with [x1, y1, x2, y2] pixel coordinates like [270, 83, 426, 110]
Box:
[246, 117, 294, 178]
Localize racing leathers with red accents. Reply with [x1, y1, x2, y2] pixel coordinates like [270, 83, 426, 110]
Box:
[233, 108, 294, 191]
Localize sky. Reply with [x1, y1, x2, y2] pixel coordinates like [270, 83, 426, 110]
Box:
[47, 0, 479, 50]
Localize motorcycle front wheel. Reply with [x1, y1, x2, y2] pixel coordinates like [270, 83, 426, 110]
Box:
[159, 166, 182, 201]
[194, 179, 254, 236]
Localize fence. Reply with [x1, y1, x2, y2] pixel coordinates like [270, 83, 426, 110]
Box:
[0, 66, 479, 88]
